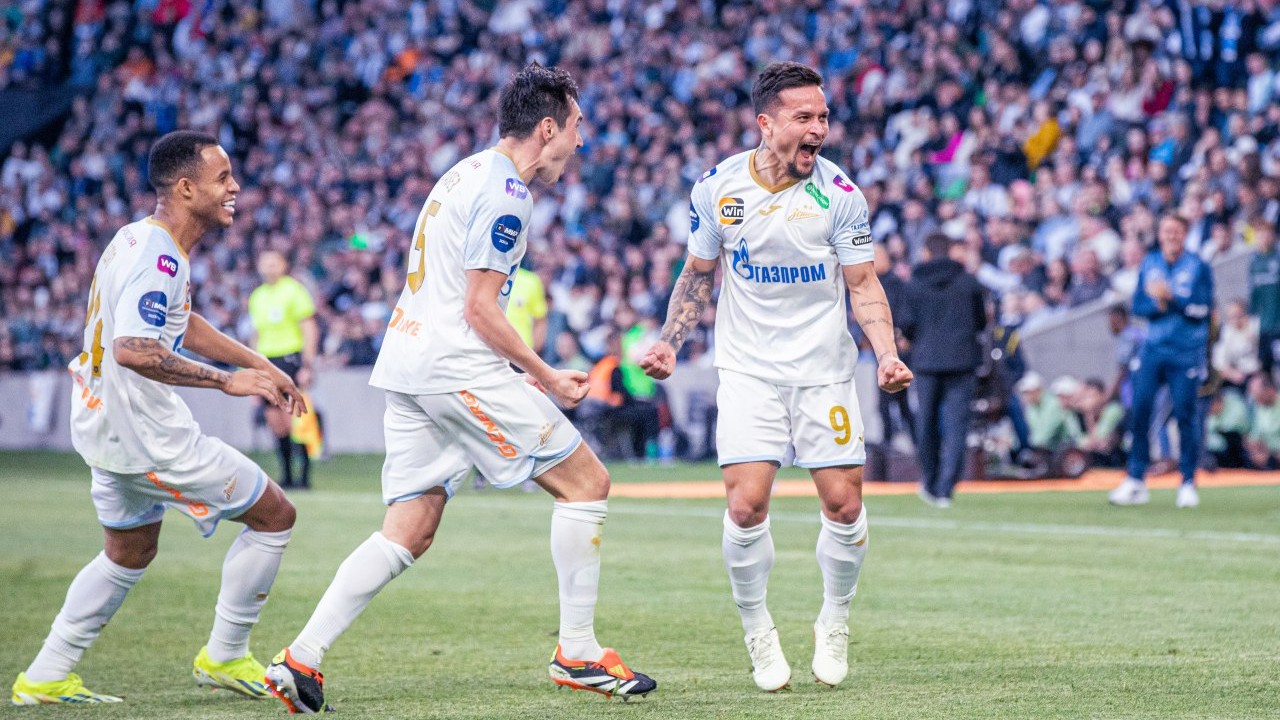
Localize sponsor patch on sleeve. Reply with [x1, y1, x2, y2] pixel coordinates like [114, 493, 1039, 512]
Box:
[156, 254, 179, 277]
[491, 214, 522, 252]
[138, 291, 168, 327]
[690, 201, 701, 232]
[833, 175, 855, 193]
[504, 178, 528, 199]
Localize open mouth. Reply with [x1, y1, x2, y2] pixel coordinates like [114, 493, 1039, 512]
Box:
[798, 142, 821, 162]
[221, 199, 236, 215]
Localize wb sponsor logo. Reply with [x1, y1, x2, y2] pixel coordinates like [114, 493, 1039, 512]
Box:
[156, 255, 178, 277]
[505, 178, 528, 199]
[718, 197, 745, 226]
[730, 240, 828, 285]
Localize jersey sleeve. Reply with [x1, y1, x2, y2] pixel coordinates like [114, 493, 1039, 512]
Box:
[831, 181, 874, 266]
[686, 178, 723, 261]
[113, 245, 185, 340]
[463, 177, 528, 274]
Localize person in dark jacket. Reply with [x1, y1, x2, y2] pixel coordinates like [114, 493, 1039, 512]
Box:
[900, 233, 988, 506]
[1247, 221, 1280, 374]
[874, 244, 916, 446]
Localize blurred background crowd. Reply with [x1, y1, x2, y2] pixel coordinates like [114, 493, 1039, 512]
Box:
[3, 0, 1280, 466]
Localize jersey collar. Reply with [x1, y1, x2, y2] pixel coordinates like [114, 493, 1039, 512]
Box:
[144, 216, 189, 260]
[748, 150, 801, 194]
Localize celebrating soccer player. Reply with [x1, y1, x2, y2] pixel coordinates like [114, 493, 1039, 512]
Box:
[264, 64, 656, 714]
[11, 131, 306, 705]
[642, 62, 912, 691]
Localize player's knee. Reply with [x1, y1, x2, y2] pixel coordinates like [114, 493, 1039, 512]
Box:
[272, 498, 298, 531]
[726, 500, 769, 529]
[823, 499, 864, 525]
[590, 465, 611, 499]
[106, 541, 158, 570]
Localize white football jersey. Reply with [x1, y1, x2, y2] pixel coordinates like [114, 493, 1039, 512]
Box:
[370, 149, 532, 394]
[70, 218, 199, 473]
[688, 150, 873, 386]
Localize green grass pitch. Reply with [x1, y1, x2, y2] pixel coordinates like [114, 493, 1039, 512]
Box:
[1, 451, 1278, 719]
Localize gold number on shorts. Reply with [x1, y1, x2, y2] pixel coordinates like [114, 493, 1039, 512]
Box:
[829, 404, 851, 445]
[407, 200, 440, 294]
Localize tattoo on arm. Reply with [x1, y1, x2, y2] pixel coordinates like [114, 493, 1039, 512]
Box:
[659, 265, 715, 352]
[116, 337, 230, 389]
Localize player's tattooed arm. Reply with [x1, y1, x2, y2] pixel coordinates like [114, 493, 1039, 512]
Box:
[659, 256, 718, 353]
[843, 264, 899, 360]
[114, 337, 231, 388]
[114, 337, 286, 404]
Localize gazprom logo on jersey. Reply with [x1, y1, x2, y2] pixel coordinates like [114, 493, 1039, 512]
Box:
[718, 196, 744, 226]
[156, 254, 178, 277]
[730, 240, 827, 285]
[504, 178, 528, 199]
[491, 214, 521, 252]
[138, 291, 168, 327]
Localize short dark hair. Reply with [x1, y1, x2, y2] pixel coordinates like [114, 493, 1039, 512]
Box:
[924, 232, 952, 259]
[752, 62, 823, 116]
[498, 63, 579, 139]
[148, 131, 219, 192]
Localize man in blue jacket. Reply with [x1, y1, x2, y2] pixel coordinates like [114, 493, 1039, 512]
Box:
[1110, 214, 1213, 509]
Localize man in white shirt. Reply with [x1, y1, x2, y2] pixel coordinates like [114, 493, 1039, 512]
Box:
[12, 131, 306, 706]
[642, 62, 912, 692]
[265, 64, 655, 714]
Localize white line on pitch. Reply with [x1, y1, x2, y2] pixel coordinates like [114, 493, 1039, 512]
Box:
[301, 492, 1280, 546]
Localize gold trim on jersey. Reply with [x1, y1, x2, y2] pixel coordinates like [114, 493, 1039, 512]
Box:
[143, 216, 188, 259]
[748, 150, 800, 194]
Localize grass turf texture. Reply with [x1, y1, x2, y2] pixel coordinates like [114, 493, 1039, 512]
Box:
[1, 451, 1277, 719]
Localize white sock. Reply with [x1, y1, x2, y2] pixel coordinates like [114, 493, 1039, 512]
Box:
[722, 511, 775, 635]
[206, 528, 292, 663]
[815, 508, 868, 629]
[550, 500, 607, 661]
[289, 532, 413, 669]
[25, 552, 146, 682]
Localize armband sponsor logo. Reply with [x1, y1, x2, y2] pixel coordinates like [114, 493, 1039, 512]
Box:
[505, 177, 528, 199]
[492, 214, 521, 252]
[697, 166, 718, 183]
[459, 390, 519, 458]
[157, 254, 179, 277]
[833, 175, 855, 193]
[690, 202, 701, 232]
[138, 291, 168, 327]
[804, 182, 830, 209]
[718, 196, 745, 226]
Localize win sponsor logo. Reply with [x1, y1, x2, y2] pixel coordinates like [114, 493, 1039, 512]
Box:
[730, 240, 828, 285]
[718, 196, 745, 226]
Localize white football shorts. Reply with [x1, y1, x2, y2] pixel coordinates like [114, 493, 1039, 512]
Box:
[90, 434, 269, 538]
[380, 378, 582, 503]
[715, 368, 866, 468]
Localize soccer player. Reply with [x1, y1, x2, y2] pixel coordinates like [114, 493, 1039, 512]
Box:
[10, 131, 306, 705]
[264, 64, 656, 713]
[641, 62, 913, 691]
[249, 250, 319, 488]
[1109, 214, 1213, 508]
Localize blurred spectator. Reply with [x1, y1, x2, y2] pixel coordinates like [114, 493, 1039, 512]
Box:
[1248, 221, 1280, 374]
[1016, 372, 1082, 451]
[874, 243, 914, 446]
[1075, 378, 1126, 468]
[901, 233, 987, 507]
[1213, 299, 1261, 389]
[1245, 372, 1280, 470]
[1205, 388, 1250, 469]
[506, 264, 549, 355]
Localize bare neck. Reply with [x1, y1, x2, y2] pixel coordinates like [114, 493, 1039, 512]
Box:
[151, 200, 207, 255]
[493, 137, 542, 184]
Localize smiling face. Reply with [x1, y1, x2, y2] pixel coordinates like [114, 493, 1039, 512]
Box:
[759, 85, 829, 180]
[188, 145, 240, 229]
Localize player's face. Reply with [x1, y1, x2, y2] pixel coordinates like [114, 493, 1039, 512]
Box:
[538, 98, 584, 184]
[761, 85, 829, 180]
[191, 146, 240, 229]
[1157, 216, 1186, 260]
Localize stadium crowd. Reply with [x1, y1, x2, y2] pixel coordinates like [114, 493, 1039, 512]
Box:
[4, 0, 1280, 463]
